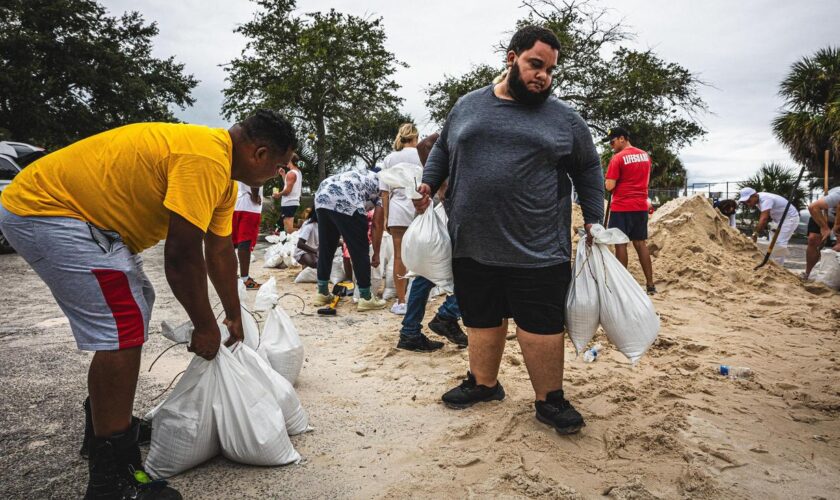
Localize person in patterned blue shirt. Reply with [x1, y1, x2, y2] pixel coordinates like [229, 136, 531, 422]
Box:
[313, 169, 387, 310]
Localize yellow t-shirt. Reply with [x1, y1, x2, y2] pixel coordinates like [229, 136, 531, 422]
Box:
[1, 122, 237, 253]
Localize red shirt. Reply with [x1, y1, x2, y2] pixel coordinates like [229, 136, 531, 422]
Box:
[606, 146, 651, 212]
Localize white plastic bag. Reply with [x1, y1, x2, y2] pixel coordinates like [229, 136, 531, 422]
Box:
[378, 163, 423, 199]
[161, 320, 193, 343]
[294, 267, 318, 283]
[811, 249, 840, 289]
[380, 233, 396, 299]
[588, 225, 659, 364]
[565, 238, 600, 355]
[254, 277, 280, 312]
[241, 307, 260, 350]
[330, 248, 346, 284]
[257, 306, 304, 385]
[145, 356, 219, 479]
[401, 204, 453, 292]
[233, 343, 310, 435]
[213, 344, 299, 466]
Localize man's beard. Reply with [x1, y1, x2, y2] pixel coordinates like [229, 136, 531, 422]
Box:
[507, 61, 552, 105]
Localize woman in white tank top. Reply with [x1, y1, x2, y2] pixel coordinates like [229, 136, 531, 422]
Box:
[275, 154, 303, 234]
[379, 123, 421, 315]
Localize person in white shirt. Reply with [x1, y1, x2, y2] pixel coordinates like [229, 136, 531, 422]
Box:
[232, 180, 265, 289]
[294, 209, 319, 268]
[378, 123, 421, 315]
[804, 186, 840, 278]
[738, 187, 799, 264]
[273, 153, 302, 234]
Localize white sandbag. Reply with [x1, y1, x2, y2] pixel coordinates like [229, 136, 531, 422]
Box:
[213, 344, 300, 466]
[161, 320, 193, 344]
[233, 343, 310, 435]
[565, 238, 600, 355]
[380, 233, 396, 299]
[254, 277, 280, 312]
[590, 224, 630, 245]
[811, 249, 840, 289]
[401, 205, 454, 292]
[294, 266, 318, 283]
[378, 163, 423, 199]
[241, 307, 260, 350]
[330, 248, 346, 284]
[257, 306, 304, 385]
[145, 356, 219, 479]
[434, 202, 448, 225]
[589, 225, 659, 364]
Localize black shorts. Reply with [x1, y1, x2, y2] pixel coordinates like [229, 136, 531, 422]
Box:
[281, 205, 298, 218]
[452, 258, 571, 335]
[608, 210, 648, 241]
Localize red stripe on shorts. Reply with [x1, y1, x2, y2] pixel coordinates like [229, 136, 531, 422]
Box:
[91, 269, 144, 349]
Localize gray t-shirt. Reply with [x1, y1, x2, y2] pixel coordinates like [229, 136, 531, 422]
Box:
[422, 85, 605, 267]
[823, 186, 840, 221]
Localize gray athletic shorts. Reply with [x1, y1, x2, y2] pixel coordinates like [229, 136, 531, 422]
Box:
[0, 205, 154, 351]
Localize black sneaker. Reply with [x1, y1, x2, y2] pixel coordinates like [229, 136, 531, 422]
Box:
[646, 284, 657, 295]
[397, 333, 444, 352]
[441, 371, 505, 409]
[85, 421, 181, 500]
[428, 314, 468, 347]
[535, 389, 585, 435]
[81, 397, 153, 459]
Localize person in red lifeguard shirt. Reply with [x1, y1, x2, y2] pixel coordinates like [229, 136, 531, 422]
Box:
[603, 127, 656, 295]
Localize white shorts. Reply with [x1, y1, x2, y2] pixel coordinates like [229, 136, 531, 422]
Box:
[387, 191, 416, 228]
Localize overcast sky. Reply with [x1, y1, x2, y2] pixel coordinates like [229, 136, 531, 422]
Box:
[102, 0, 839, 185]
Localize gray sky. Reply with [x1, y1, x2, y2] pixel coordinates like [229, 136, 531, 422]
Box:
[103, 0, 839, 185]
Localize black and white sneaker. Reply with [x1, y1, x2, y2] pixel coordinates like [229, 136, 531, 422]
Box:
[535, 389, 585, 435]
[441, 371, 505, 409]
[397, 333, 444, 352]
[428, 314, 468, 347]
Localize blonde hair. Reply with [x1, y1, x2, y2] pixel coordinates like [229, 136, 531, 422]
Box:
[393, 123, 419, 151]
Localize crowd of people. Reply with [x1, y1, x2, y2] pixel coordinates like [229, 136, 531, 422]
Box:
[0, 22, 837, 500]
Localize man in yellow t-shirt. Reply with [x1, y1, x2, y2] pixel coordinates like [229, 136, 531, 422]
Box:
[0, 109, 296, 498]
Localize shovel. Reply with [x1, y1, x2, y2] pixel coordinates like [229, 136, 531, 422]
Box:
[754, 165, 806, 270]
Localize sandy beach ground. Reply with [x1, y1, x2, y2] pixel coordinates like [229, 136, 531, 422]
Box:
[1, 195, 839, 499]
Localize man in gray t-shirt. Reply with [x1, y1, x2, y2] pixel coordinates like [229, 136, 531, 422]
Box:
[415, 25, 604, 434]
[805, 186, 840, 278]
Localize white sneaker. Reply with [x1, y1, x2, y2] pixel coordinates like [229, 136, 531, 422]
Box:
[390, 302, 407, 315]
[358, 296, 387, 311]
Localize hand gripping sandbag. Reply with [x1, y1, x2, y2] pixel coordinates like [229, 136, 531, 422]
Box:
[213, 344, 300, 466]
[589, 225, 659, 364]
[233, 343, 310, 435]
[254, 277, 280, 312]
[257, 306, 304, 385]
[401, 205, 454, 292]
[565, 237, 600, 355]
[144, 356, 220, 479]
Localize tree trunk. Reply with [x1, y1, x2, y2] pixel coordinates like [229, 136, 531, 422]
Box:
[316, 114, 327, 182]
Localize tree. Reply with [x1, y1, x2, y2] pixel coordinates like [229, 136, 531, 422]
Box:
[222, 0, 405, 184]
[424, 0, 707, 186]
[738, 162, 807, 209]
[333, 109, 414, 169]
[0, 0, 197, 149]
[772, 46, 840, 188]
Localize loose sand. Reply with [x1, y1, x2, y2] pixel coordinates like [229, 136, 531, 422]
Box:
[1, 194, 838, 499]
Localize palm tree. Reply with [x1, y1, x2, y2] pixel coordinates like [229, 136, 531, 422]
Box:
[772, 46, 840, 187]
[738, 162, 808, 209]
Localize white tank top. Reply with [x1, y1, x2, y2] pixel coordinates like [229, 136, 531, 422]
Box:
[282, 169, 302, 206]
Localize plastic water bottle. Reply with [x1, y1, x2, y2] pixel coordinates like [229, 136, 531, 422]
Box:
[583, 343, 603, 363]
[719, 365, 752, 379]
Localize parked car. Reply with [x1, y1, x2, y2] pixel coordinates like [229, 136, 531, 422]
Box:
[0, 141, 47, 253]
[795, 208, 810, 238]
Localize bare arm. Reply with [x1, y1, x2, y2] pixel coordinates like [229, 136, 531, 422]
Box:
[164, 213, 222, 359]
[280, 171, 297, 196]
[297, 238, 318, 255]
[754, 210, 771, 236]
[605, 179, 617, 192]
[380, 190, 390, 228]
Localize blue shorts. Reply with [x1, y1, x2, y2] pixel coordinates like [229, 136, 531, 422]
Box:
[0, 205, 154, 351]
[608, 210, 649, 241]
[281, 205, 298, 218]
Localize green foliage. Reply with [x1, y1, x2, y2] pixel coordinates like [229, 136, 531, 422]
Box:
[738, 162, 807, 209]
[772, 46, 840, 186]
[423, 0, 707, 187]
[334, 109, 414, 169]
[222, 1, 406, 184]
[0, 0, 197, 149]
